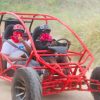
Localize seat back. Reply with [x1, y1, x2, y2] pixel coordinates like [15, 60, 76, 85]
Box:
[4, 18, 21, 40]
[5, 18, 21, 29]
[4, 24, 14, 40]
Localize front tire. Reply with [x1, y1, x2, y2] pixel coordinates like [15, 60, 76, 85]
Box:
[11, 67, 42, 100]
[90, 67, 100, 100]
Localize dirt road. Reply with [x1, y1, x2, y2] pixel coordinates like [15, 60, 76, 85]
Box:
[0, 70, 94, 100]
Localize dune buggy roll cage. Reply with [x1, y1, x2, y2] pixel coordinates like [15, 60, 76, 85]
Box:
[0, 12, 99, 96]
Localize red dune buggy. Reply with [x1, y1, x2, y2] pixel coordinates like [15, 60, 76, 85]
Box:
[0, 12, 100, 100]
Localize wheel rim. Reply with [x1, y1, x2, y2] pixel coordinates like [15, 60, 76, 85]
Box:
[15, 79, 26, 100]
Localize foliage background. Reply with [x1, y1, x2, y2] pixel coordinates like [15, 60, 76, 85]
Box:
[0, 0, 100, 67]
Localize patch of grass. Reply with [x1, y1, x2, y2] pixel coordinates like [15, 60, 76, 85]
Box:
[0, 0, 100, 67]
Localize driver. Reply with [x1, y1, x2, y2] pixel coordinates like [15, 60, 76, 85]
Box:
[32, 24, 52, 50]
[32, 24, 70, 63]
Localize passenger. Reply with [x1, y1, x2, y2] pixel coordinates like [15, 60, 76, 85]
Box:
[1, 24, 31, 67]
[1, 24, 42, 76]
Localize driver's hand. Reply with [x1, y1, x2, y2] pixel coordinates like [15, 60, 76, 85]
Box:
[51, 39, 57, 46]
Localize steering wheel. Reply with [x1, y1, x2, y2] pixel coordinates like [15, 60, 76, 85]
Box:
[56, 38, 71, 49]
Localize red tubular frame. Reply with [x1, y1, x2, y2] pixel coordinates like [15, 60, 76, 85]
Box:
[0, 12, 99, 96]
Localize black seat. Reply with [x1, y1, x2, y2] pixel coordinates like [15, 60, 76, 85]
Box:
[4, 24, 14, 40]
